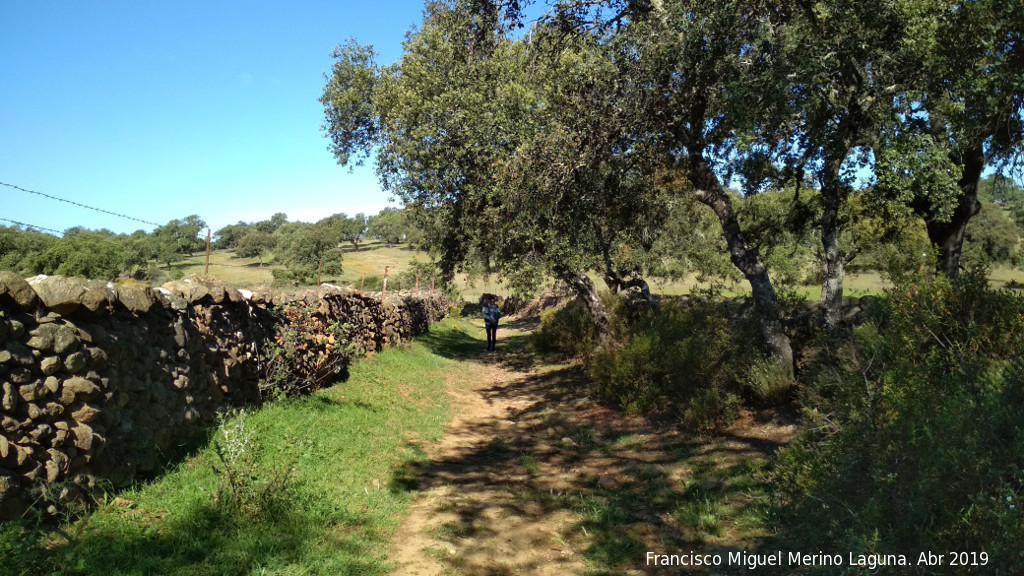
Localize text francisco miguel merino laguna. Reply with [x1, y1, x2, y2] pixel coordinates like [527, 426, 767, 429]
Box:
[646, 550, 987, 570]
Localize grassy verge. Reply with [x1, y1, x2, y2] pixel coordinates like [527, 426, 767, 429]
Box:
[0, 328, 459, 576]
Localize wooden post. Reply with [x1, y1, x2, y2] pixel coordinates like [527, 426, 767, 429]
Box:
[382, 265, 389, 300]
[204, 228, 211, 274]
[415, 274, 419, 296]
[360, 274, 365, 292]
[432, 272, 436, 295]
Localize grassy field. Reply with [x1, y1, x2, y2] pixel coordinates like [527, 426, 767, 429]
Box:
[169, 242, 1024, 301]
[172, 242, 511, 300]
[0, 327, 462, 576]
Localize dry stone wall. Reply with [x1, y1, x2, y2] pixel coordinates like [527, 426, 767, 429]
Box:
[0, 272, 447, 519]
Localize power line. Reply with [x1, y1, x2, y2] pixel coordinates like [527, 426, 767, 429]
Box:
[0, 181, 161, 227]
[0, 217, 63, 235]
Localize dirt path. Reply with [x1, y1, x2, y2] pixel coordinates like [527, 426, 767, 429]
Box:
[389, 320, 799, 576]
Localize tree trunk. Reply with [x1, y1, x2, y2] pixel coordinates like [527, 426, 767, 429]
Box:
[820, 157, 847, 338]
[924, 146, 984, 281]
[691, 161, 794, 373]
[556, 267, 612, 346]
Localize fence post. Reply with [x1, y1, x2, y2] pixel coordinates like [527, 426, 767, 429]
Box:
[360, 274, 365, 292]
[204, 228, 211, 274]
[415, 274, 419, 296]
[432, 272, 435, 296]
[382, 266, 389, 300]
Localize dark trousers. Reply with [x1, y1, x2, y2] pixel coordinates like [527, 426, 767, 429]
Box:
[485, 323, 497, 350]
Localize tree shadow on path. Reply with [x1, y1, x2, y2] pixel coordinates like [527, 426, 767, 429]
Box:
[389, 345, 799, 576]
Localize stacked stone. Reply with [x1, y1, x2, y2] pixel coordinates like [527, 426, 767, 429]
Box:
[0, 272, 448, 520]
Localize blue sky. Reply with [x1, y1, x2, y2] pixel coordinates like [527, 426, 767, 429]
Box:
[1, 1, 430, 235]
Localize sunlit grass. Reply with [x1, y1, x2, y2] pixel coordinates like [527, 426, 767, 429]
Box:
[0, 326, 462, 576]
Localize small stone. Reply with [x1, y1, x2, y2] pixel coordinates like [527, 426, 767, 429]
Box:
[43, 376, 60, 393]
[52, 325, 78, 355]
[29, 424, 54, 443]
[0, 271, 39, 310]
[71, 403, 101, 424]
[14, 444, 33, 467]
[1, 415, 19, 432]
[63, 351, 88, 373]
[0, 435, 8, 459]
[4, 342, 33, 365]
[110, 496, 135, 508]
[117, 283, 154, 314]
[60, 377, 98, 404]
[86, 347, 108, 369]
[18, 383, 42, 402]
[1, 382, 17, 412]
[9, 368, 33, 384]
[40, 356, 62, 375]
[30, 275, 91, 315]
[51, 429, 68, 447]
[9, 320, 25, 338]
[72, 423, 94, 451]
[45, 449, 69, 483]
[21, 460, 44, 482]
[44, 403, 64, 417]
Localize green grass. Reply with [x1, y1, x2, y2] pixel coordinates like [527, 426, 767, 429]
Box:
[0, 326, 461, 576]
[170, 239, 1024, 301]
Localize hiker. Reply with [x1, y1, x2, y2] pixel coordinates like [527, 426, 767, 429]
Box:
[482, 296, 502, 352]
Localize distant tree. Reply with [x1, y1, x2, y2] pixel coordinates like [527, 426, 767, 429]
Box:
[151, 215, 207, 268]
[0, 226, 57, 275]
[235, 229, 277, 266]
[32, 228, 127, 280]
[367, 208, 406, 246]
[277, 218, 343, 284]
[270, 212, 288, 229]
[214, 221, 250, 250]
[339, 212, 367, 250]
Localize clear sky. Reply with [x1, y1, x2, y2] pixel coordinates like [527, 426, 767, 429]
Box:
[1, 1, 430, 236]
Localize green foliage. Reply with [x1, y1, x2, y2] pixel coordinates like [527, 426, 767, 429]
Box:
[533, 299, 598, 358]
[262, 301, 360, 397]
[272, 218, 344, 285]
[204, 410, 301, 523]
[151, 215, 207, 268]
[233, 229, 276, 265]
[30, 228, 130, 281]
[366, 207, 407, 246]
[587, 298, 748, 427]
[773, 273, 1024, 572]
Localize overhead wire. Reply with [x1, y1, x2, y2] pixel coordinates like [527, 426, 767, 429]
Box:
[0, 181, 161, 227]
[0, 217, 63, 235]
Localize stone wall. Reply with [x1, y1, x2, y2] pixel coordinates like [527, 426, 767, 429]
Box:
[0, 272, 447, 519]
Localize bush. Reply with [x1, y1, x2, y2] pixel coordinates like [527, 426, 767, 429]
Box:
[772, 272, 1024, 573]
[587, 298, 748, 427]
[533, 299, 598, 358]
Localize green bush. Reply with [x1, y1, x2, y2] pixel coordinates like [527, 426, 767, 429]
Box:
[773, 271, 1024, 573]
[533, 299, 598, 358]
[587, 298, 748, 427]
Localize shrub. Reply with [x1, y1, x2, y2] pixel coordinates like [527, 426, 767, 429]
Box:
[533, 299, 598, 358]
[772, 272, 1024, 573]
[205, 410, 302, 523]
[262, 301, 360, 398]
[588, 298, 748, 426]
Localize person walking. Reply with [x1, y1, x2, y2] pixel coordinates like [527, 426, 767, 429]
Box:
[482, 296, 502, 352]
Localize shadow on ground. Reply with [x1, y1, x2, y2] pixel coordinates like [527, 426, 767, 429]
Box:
[390, 358, 795, 575]
[3, 477, 389, 576]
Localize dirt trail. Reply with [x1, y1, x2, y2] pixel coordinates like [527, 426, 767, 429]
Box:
[389, 320, 799, 576]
